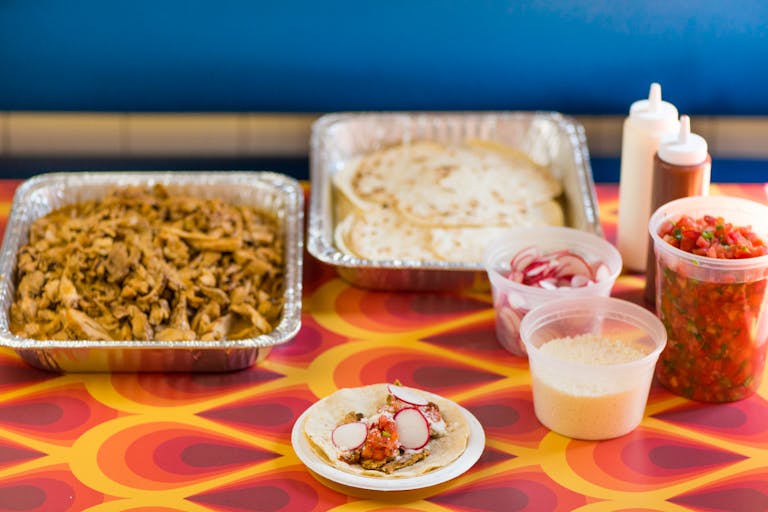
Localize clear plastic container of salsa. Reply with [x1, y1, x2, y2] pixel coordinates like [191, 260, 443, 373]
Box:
[649, 196, 768, 402]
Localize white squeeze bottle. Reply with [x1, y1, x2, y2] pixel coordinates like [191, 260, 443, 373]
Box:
[617, 83, 679, 272]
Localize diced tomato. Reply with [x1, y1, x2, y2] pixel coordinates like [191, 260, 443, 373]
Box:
[656, 214, 768, 402]
[360, 416, 399, 461]
[659, 214, 767, 259]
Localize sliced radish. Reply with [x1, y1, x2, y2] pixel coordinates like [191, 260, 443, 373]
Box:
[332, 422, 368, 451]
[570, 274, 591, 287]
[394, 408, 430, 450]
[497, 306, 526, 355]
[387, 384, 429, 406]
[506, 290, 526, 309]
[510, 245, 539, 272]
[507, 246, 608, 290]
[541, 249, 570, 260]
[507, 269, 524, 283]
[524, 258, 559, 279]
[554, 253, 594, 281]
[523, 260, 553, 278]
[538, 277, 558, 290]
[500, 306, 522, 332]
[594, 263, 611, 282]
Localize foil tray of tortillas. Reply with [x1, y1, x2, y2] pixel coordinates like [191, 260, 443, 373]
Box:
[308, 112, 602, 291]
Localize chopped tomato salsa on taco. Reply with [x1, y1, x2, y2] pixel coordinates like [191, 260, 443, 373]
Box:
[303, 383, 469, 477]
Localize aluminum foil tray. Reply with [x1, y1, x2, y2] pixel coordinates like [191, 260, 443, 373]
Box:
[0, 171, 304, 372]
[308, 111, 602, 291]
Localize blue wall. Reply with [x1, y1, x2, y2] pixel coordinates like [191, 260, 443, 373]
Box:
[1, 1, 768, 115]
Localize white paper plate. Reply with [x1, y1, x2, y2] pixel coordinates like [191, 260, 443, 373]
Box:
[291, 395, 485, 491]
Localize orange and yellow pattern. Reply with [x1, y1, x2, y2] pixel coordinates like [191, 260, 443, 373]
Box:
[0, 180, 767, 511]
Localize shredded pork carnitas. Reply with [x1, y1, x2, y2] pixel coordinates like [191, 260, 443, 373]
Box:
[10, 185, 285, 342]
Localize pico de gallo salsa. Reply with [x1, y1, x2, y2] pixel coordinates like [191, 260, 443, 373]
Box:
[656, 213, 768, 402]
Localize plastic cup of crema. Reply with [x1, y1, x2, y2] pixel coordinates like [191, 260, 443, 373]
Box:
[483, 226, 622, 357]
[649, 195, 768, 402]
[520, 296, 667, 440]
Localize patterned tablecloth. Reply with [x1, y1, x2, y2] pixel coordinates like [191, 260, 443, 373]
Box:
[0, 180, 767, 512]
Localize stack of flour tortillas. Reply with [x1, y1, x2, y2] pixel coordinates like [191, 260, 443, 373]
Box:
[333, 139, 564, 263]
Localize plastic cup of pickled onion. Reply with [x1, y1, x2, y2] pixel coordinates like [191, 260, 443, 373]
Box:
[520, 296, 667, 440]
[483, 226, 622, 357]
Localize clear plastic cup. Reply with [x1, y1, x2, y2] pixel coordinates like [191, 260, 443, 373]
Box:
[648, 195, 768, 402]
[483, 226, 622, 357]
[520, 296, 667, 440]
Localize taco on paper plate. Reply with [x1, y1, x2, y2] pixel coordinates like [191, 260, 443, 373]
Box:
[303, 383, 470, 477]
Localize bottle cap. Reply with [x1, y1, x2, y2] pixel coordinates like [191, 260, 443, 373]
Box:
[628, 83, 679, 131]
[658, 115, 708, 166]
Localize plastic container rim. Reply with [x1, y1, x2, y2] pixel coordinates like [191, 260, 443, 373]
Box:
[520, 296, 668, 372]
[648, 195, 768, 271]
[482, 226, 622, 298]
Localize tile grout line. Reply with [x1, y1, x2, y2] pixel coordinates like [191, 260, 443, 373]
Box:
[1, 112, 10, 155]
[119, 113, 129, 158]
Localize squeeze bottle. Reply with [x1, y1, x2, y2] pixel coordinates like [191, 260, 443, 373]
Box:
[644, 115, 711, 306]
[617, 83, 679, 272]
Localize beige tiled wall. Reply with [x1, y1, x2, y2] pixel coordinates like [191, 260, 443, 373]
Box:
[1, 112, 766, 159]
[711, 118, 768, 158]
[243, 114, 314, 156]
[125, 114, 242, 156]
[1, 112, 318, 158]
[6, 113, 122, 156]
[578, 115, 720, 158]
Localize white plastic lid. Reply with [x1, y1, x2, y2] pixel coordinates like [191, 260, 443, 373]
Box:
[628, 83, 679, 131]
[658, 115, 708, 166]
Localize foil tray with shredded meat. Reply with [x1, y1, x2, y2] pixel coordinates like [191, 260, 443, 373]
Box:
[0, 172, 303, 372]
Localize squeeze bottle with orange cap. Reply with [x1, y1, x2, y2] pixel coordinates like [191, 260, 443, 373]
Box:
[644, 115, 711, 306]
[617, 83, 679, 272]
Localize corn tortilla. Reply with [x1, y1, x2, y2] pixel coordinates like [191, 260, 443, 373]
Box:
[303, 384, 470, 478]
